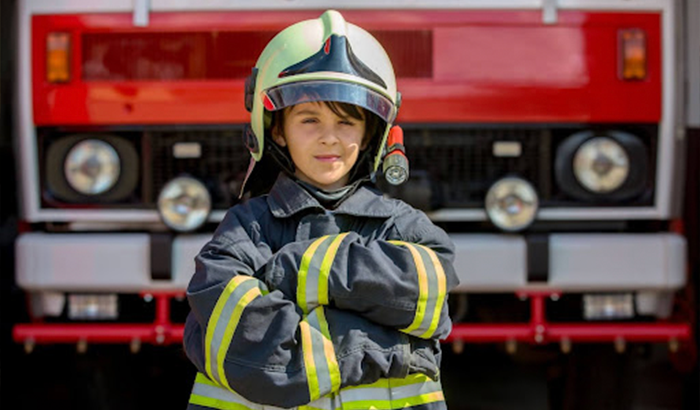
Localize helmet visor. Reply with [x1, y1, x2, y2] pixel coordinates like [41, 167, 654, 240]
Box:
[264, 80, 396, 123]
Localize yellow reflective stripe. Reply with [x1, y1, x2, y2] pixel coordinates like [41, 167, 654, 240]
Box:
[389, 241, 429, 336]
[394, 391, 445, 408]
[299, 320, 321, 400]
[342, 377, 390, 390]
[340, 400, 391, 410]
[300, 308, 341, 402]
[298, 237, 329, 314]
[318, 233, 349, 306]
[390, 373, 432, 387]
[340, 373, 432, 389]
[340, 395, 445, 410]
[191, 373, 261, 410]
[298, 395, 334, 410]
[217, 286, 261, 391]
[316, 308, 341, 393]
[416, 244, 447, 339]
[339, 375, 444, 410]
[189, 394, 257, 410]
[205, 276, 255, 384]
[196, 372, 219, 387]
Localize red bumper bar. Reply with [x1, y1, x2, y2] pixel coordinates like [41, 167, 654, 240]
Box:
[13, 323, 184, 345]
[445, 291, 691, 345]
[446, 323, 690, 343]
[13, 292, 184, 347]
[13, 291, 692, 347]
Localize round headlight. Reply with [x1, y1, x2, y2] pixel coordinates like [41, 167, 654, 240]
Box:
[485, 177, 538, 232]
[573, 137, 630, 193]
[64, 139, 120, 195]
[158, 177, 211, 232]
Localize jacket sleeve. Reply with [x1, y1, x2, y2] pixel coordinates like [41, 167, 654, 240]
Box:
[184, 207, 433, 407]
[266, 205, 460, 340]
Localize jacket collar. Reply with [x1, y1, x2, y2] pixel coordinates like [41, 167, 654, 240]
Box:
[267, 173, 395, 219]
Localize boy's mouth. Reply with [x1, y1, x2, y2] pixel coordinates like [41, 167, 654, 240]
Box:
[315, 155, 341, 163]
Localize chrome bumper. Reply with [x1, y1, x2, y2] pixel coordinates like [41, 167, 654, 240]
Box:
[451, 233, 686, 292]
[16, 232, 686, 293]
[16, 233, 210, 292]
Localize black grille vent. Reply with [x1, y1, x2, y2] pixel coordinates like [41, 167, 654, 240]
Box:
[38, 124, 656, 211]
[149, 129, 249, 209]
[400, 127, 552, 207]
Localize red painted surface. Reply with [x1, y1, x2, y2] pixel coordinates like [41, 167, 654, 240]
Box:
[13, 292, 184, 346]
[32, 10, 661, 126]
[446, 323, 690, 343]
[13, 323, 185, 345]
[446, 293, 691, 344]
[13, 291, 690, 346]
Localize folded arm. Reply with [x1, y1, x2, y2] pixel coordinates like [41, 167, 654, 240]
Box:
[267, 207, 460, 340]
[184, 208, 437, 407]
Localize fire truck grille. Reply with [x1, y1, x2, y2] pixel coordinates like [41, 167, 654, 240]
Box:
[39, 124, 655, 212]
[149, 129, 249, 209]
[397, 127, 552, 207]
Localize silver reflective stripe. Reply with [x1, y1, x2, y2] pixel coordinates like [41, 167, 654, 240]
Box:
[191, 373, 289, 410]
[298, 236, 331, 315]
[190, 372, 442, 410]
[301, 396, 333, 410]
[338, 378, 444, 409]
[207, 278, 259, 386]
[391, 380, 443, 400]
[304, 236, 334, 312]
[300, 308, 341, 402]
[192, 382, 261, 409]
[389, 241, 447, 339]
[412, 245, 440, 337]
[298, 233, 351, 315]
[339, 386, 391, 402]
[306, 310, 333, 397]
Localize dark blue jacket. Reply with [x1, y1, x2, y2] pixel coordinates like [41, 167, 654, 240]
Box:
[184, 174, 459, 409]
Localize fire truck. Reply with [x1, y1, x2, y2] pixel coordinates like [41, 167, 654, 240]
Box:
[7, 0, 697, 405]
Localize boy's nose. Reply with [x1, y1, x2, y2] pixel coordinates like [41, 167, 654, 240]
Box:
[319, 126, 339, 144]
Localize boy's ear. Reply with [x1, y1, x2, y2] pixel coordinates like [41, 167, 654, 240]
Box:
[272, 126, 287, 147]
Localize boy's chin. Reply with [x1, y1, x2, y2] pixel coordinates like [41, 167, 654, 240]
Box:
[306, 176, 350, 191]
[295, 169, 353, 191]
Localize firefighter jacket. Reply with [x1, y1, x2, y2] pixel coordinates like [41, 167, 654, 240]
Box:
[184, 173, 459, 410]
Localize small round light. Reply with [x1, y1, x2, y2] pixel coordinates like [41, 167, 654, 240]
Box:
[158, 177, 211, 232]
[383, 153, 409, 185]
[485, 177, 539, 232]
[64, 139, 120, 195]
[573, 137, 630, 193]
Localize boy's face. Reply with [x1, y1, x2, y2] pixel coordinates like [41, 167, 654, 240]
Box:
[273, 102, 367, 191]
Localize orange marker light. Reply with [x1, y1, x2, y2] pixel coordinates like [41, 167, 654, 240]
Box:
[619, 29, 646, 81]
[46, 32, 71, 83]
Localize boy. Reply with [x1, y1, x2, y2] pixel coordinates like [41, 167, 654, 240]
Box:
[184, 10, 459, 410]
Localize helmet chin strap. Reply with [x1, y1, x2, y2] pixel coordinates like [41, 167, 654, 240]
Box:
[237, 134, 296, 199]
[347, 148, 375, 184]
[265, 135, 297, 176]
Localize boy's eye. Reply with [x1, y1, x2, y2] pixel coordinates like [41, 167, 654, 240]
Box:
[339, 119, 356, 126]
[301, 118, 318, 124]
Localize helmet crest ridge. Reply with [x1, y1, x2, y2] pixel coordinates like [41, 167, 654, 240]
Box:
[278, 34, 388, 90]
